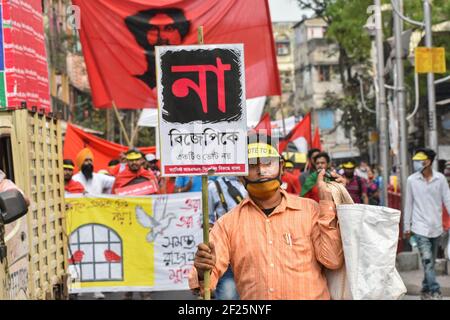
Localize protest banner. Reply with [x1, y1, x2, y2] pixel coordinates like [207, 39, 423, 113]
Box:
[66, 193, 202, 292]
[156, 44, 248, 177]
[0, 0, 50, 112]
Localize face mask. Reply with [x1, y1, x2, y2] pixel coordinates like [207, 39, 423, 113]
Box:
[244, 162, 282, 199]
[413, 161, 425, 173]
[245, 177, 281, 199]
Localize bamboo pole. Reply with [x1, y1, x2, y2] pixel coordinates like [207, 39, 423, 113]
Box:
[197, 25, 211, 301]
[130, 110, 141, 147]
[112, 101, 132, 146]
[201, 175, 210, 300]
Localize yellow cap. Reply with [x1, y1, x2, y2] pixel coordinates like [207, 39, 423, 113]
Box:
[63, 164, 74, 170]
[248, 143, 280, 159]
[412, 152, 428, 161]
[284, 162, 294, 168]
[342, 162, 355, 169]
[126, 152, 143, 160]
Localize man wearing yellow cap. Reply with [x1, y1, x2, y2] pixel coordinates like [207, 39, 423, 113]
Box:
[63, 159, 85, 196]
[190, 132, 345, 299]
[404, 148, 450, 300]
[342, 160, 369, 204]
[72, 148, 115, 194]
[281, 160, 301, 195]
[112, 148, 159, 195]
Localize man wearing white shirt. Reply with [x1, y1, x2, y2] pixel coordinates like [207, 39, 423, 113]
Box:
[404, 148, 450, 300]
[72, 148, 115, 195]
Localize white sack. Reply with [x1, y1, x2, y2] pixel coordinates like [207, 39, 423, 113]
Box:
[336, 204, 407, 300]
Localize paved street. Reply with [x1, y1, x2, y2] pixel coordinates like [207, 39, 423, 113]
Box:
[72, 290, 198, 300]
[403, 295, 450, 300]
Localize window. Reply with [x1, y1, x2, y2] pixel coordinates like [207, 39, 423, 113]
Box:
[0, 134, 14, 182]
[280, 71, 293, 92]
[317, 109, 335, 130]
[69, 224, 123, 282]
[276, 41, 290, 56]
[318, 65, 331, 82]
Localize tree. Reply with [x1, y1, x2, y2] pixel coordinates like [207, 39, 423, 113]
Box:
[297, 0, 376, 154]
[296, 0, 450, 155]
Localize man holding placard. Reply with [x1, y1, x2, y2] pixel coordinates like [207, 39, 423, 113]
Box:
[190, 133, 345, 300]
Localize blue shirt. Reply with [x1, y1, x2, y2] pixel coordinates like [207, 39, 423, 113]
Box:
[208, 176, 248, 224]
[174, 176, 203, 192]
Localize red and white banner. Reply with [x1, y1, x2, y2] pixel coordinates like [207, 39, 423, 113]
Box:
[72, 0, 280, 109]
[0, 0, 50, 112]
[114, 180, 159, 196]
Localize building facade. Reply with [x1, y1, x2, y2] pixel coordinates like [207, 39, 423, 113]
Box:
[43, 0, 91, 122]
[267, 22, 297, 123]
[293, 17, 360, 160]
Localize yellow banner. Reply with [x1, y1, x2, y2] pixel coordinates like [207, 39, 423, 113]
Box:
[66, 193, 202, 292]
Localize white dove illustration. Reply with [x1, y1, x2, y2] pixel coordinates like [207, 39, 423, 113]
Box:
[135, 196, 176, 243]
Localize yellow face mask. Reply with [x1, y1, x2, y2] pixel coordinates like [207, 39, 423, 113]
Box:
[245, 179, 281, 199]
[244, 159, 282, 199]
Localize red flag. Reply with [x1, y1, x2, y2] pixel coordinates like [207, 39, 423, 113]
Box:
[279, 113, 312, 153]
[312, 127, 322, 150]
[72, 0, 281, 109]
[254, 113, 272, 135]
[63, 124, 156, 171]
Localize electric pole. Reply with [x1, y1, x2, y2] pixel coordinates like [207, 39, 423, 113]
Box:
[374, 0, 389, 205]
[393, 0, 409, 211]
[423, 0, 438, 170]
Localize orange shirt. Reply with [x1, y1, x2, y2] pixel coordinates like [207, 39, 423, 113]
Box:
[189, 189, 343, 300]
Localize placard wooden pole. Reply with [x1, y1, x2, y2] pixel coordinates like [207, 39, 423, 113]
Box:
[112, 101, 132, 147]
[129, 110, 141, 147]
[197, 25, 211, 301]
[201, 174, 210, 300]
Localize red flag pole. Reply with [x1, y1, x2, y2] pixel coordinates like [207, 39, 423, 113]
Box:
[279, 95, 287, 137]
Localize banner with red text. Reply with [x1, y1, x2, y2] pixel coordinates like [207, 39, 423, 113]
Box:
[157, 44, 248, 176]
[0, 0, 50, 112]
